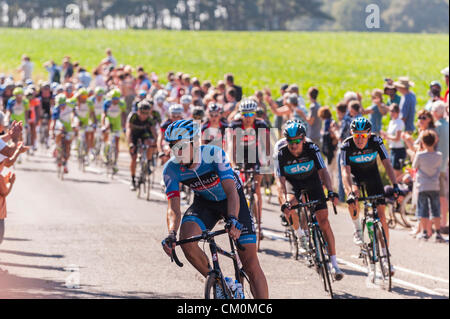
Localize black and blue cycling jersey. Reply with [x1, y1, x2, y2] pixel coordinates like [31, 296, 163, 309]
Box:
[163, 144, 241, 201]
[163, 144, 256, 245]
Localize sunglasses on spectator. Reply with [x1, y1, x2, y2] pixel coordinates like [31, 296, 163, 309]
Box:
[418, 116, 428, 120]
[287, 137, 304, 145]
[242, 112, 255, 118]
[353, 133, 369, 139]
[209, 112, 220, 117]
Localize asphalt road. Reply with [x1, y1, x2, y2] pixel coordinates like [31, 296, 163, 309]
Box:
[0, 149, 448, 299]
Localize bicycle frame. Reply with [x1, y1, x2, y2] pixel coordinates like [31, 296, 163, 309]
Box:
[170, 228, 248, 297]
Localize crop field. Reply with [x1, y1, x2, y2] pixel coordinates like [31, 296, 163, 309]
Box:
[0, 28, 448, 109]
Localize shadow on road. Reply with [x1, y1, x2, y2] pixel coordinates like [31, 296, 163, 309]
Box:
[62, 177, 110, 184]
[258, 247, 292, 259]
[15, 167, 57, 174]
[0, 261, 66, 272]
[0, 269, 187, 299]
[3, 237, 32, 242]
[0, 249, 64, 259]
[390, 286, 447, 299]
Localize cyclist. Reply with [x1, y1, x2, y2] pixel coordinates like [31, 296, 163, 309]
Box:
[161, 119, 268, 299]
[126, 100, 158, 191]
[201, 103, 228, 148]
[25, 87, 39, 152]
[340, 117, 399, 275]
[192, 106, 205, 122]
[229, 99, 271, 241]
[5, 87, 30, 142]
[73, 88, 95, 160]
[50, 94, 74, 174]
[275, 121, 344, 280]
[180, 94, 193, 118]
[158, 104, 184, 166]
[102, 88, 127, 172]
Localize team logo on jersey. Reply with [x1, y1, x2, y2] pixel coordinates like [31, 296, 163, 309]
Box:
[349, 152, 377, 164]
[284, 160, 314, 174]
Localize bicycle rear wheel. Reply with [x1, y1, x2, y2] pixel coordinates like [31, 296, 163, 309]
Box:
[374, 222, 392, 291]
[205, 272, 233, 299]
[313, 227, 334, 298]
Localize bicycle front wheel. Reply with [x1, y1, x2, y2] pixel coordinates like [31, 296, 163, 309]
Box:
[205, 272, 233, 299]
[313, 227, 334, 298]
[374, 222, 392, 291]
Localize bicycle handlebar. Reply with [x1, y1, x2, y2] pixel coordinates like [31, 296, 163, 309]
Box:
[170, 228, 245, 268]
[290, 197, 338, 215]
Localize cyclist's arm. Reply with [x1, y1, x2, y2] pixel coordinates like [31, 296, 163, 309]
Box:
[276, 176, 288, 203]
[341, 164, 354, 196]
[318, 168, 334, 192]
[381, 158, 398, 185]
[167, 196, 182, 234]
[222, 179, 240, 219]
[125, 120, 132, 145]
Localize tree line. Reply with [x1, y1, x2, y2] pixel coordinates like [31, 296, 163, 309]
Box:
[0, 0, 448, 32]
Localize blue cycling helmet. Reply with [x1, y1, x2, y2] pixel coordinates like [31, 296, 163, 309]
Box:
[350, 117, 372, 132]
[165, 119, 200, 142]
[283, 120, 306, 138]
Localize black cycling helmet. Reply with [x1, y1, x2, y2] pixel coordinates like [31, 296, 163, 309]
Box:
[207, 103, 222, 113]
[350, 117, 372, 132]
[193, 107, 205, 119]
[283, 120, 306, 139]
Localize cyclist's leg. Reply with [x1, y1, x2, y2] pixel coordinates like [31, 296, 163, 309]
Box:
[254, 173, 263, 224]
[365, 177, 389, 245]
[179, 199, 220, 277]
[232, 190, 268, 299]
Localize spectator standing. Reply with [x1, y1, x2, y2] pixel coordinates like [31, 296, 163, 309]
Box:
[18, 54, 33, 81]
[43, 60, 61, 83]
[380, 103, 406, 179]
[319, 106, 338, 189]
[224, 73, 242, 102]
[395, 77, 416, 134]
[273, 84, 289, 137]
[384, 80, 401, 107]
[301, 87, 322, 146]
[412, 130, 445, 242]
[425, 81, 444, 111]
[61, 56, 74, 83]
[104, 48, 117, 68]
[431, 101, 449, 234]
[441, 66, 449, 103]
[361, 89, 388, 135]
[77, 67, 92, 89]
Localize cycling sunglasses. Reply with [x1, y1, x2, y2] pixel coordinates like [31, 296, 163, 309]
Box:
[287, 137, 304, 145]
[209, 112, 220, 117]
[418, 116, 428, 120]
[353, 133, 369, 139]
[169, 140, 192, 152]
[112, 97, 120, 101]
[242, 112, 255, 118]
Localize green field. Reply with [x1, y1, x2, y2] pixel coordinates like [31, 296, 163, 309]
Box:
[0, 28, 448, 108]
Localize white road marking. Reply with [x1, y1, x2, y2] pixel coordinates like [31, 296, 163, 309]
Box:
[351, 255, 449, 284]
[265, 231, 448, 297]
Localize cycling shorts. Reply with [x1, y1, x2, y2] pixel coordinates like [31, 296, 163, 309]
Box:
[354, 174, 386, 205]
[181, 188, 256, 245]
[286, 182, 328, 212]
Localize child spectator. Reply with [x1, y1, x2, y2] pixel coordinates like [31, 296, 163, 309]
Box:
[412, 130, 445, 242]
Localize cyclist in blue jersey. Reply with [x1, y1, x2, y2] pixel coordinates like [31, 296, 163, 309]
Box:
[161, 119, 268, 299]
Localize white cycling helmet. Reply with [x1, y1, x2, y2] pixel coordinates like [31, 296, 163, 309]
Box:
[154, 92, 166, 103]
[180, 94, 193, 105]
[169, 104, 184, 115]
[238, 99, 258, 113]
